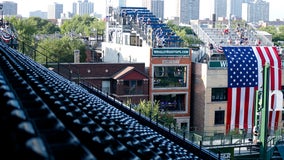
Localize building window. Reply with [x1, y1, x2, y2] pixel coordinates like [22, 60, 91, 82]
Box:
[154, 66, 187, 88]
[215, 110, 225, 125]
[123, 80, 143, 95]
[211, 88, 227, 101]
[154, 94, 186, 112]
[181, 122, 188, 130]
[102, 81, 110, 94]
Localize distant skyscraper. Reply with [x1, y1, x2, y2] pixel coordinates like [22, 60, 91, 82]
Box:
[72, 2, 77, 15]
[72, 0, 94, 16]
[30, 10, 47, 19]
[1, 1, 17, 16]
[119, 0, 126, 7]
[242, 0, 269, 22]
[142, 0, 164, 20]
[48, 2, 63, 19]
[178, 0, 199, 24]
[214, 0, 227, 19]
[142, 0, 151, 10]
[228, 0, 244, 19]
[215, 0, 246, 20]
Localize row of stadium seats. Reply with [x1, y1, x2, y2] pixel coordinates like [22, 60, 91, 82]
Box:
[0, 52, 96, 159]
[0, 42, 219, 159]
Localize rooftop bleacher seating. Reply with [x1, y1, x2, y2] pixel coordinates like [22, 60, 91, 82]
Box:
[116, 7, 183, 48]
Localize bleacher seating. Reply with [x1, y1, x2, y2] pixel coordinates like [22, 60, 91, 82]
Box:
[0, 42, 220, 159]
[118, 7, 183, 48]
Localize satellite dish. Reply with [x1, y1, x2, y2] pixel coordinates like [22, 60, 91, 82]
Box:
[0, 4, 3, 10]
[269, 90, 284, 111]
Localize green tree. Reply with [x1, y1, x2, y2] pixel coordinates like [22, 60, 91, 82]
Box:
[259, 25, 278, 37]
[167, 20, 180, 31]
[159, 111, 176, 128]
[6, 16, 104, 63]
[134, 100, 176, 127]
[5, 16, 60, 57]
[278, 25, 284, 33]
[135, 99, 159, 118]
[6, 16, 60, 38]
[60, 15, 105, 36]
[92, 19, 106, 36]
[35, 36, 86, 64]
[27, 17, 60, 34]
[167, 20, 203, 48]
[259, 25, 284, 47]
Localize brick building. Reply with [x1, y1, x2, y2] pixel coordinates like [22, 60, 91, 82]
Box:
[54, 63, 149, 104]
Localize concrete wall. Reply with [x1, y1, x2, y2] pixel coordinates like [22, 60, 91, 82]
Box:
[101, 42, 151, 67]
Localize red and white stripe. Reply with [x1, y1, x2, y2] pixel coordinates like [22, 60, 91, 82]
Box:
[226, 46, 281, 132]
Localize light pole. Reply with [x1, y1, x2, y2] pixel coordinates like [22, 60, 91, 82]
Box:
[117, 52, 120, 63]
[0, 4, 3, 20]
[255, 63, 283, 159]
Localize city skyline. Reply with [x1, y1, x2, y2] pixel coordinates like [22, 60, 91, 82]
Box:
[3, 0, 284, 21]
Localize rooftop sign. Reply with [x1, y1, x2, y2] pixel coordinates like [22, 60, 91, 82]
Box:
[152, 48, 190, 57]
[208, 60, 228, 68]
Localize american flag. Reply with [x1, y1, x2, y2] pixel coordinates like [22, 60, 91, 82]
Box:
[223, 46, 282, 133]
[216, 44, 224, 53]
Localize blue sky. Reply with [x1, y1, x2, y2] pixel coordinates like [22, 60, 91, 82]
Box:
[6, 0, 284, 21]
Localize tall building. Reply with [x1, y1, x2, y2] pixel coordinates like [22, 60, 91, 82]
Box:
[1, 1, 17, 16]
[214, 0, 227, 19]
[178, 0, 199, 24]
[103, 7, 191, 130]
[228, 0, 244, 19]
[119, 0, 126, 7]
[72, 2, 77, 16]
[30, 10, 47, 19]
[48, 2, 63, 19]
[214, 0, 244, 21]
[72, 0, 94, 16]
[142, 0, 164, 20]
[242, 0, 269, 22]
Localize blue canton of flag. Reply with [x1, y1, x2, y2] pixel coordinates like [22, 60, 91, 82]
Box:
[223, 47, 259, 88]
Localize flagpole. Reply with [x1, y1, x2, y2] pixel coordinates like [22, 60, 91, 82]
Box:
[259, 62, 269, 159]
[253, 90, 260, 143]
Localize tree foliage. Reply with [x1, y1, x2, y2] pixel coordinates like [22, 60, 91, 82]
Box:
[35, 36, 86, 64]
[5, 16, 60, 57]
[259, 25, 278, 36]
[135, 100, 160, 118]
[259, 25, 284, 46]
[60, 15, 105, 36]
[5, 15, 106, 63]
[167, 20, 203, 48]
[134, 100, 176, 127]
[6, 16, 60, 38]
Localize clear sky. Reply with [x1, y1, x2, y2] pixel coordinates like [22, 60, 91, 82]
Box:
[4, 0, 284, 21]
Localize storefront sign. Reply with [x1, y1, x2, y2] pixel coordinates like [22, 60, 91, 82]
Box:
[152, 48, 189, 57]
[162, 60, 180, 64]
